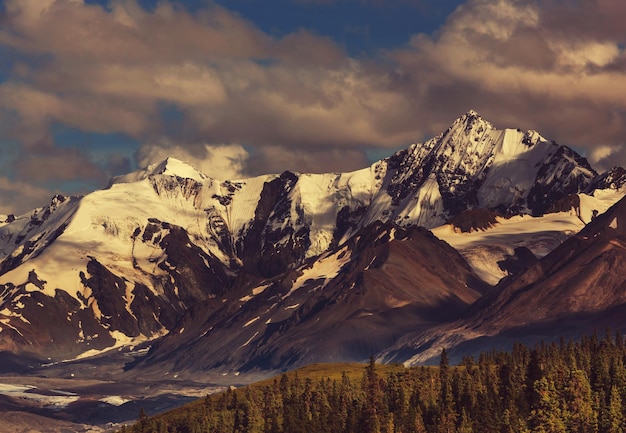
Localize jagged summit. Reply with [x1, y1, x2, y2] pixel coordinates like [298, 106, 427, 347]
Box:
[386, 110, 597, 219]
[587, 166, 626, 192]
[453, 109, 493, 126]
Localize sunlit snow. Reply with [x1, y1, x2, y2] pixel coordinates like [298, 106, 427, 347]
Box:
[433, 189, 625, 285]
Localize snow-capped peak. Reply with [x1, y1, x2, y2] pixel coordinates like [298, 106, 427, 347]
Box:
[109, 157, 208, 186]
[151, 157, 207, 182]
[456, 109, 493, 129]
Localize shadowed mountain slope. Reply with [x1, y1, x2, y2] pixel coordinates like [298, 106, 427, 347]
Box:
[382, 195, 626, 365]
[131, 222, 488, 376]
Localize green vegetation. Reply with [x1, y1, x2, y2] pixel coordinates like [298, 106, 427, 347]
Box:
[119, 332, 626, 432]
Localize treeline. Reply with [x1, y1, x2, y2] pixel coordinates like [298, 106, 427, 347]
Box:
[120, 332, 626, 433]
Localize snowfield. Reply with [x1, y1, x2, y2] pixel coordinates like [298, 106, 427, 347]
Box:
[433, 189, 625, 285]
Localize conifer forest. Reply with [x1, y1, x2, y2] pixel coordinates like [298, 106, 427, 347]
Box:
[119, 332, 626, 433]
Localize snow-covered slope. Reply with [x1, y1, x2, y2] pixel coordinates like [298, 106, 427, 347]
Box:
[0, 110, 622, 365]
[432, 188, 626, 284]
[433, 213, 583, 285]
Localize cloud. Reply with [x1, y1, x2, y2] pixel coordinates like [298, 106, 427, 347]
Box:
[1, 0, 401, 212]
[0, 177, 60, 216]
[0, 0, 415, 149]
[0, 0, 271, 61]
[14, 147, 107, 185]
[540, 0, 626, 42]
[1, 0, 626, 214]
[0, 83, 154, 147]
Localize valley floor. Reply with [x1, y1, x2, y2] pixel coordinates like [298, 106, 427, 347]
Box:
[0, 349, 229, 433]
[0, 374, 216, 432]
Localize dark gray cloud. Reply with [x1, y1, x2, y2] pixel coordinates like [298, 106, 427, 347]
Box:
[247, 146, 370, 176]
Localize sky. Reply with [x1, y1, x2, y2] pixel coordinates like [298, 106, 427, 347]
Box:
[0, 0, 625, 215]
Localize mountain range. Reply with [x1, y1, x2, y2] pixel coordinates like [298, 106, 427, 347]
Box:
[1, 110, 626, 378]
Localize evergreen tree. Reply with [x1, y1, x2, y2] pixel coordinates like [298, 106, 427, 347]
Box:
[361, 356, 384, 433]
[457, 408, 474, 433]
[438, 348, 457, 433]
[413, 407, 428, 433]
[118, 333, 626, 433]
[565, 369, 597, 433]
[528, 377, 566, 433]
[606, 386, 624, 433]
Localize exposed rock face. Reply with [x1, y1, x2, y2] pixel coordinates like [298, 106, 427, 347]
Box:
[587, 166, 626, 192]
[236, 171, 311, 278]
[385, 111, 598, 220]
[546, 194, 581, 215]
[496, 247, 539, 279]
[478, 196, 626, 328]
[0, 111, 622, 369]
[448, 209, 499, 233]
[137, 222, 488, 374]
[527, 146, 597, 216]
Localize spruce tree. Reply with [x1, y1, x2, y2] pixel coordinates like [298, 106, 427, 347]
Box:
[362, 356, 383, 433]
[438, 348, 457, 433]
[606, 386, 624, 433]
[528, 377, 566, 433]
[565, 369, 597, 433]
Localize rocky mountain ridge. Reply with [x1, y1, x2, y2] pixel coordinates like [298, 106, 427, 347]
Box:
[382, 193, 626, 366]
[0, 110, 623, 373]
